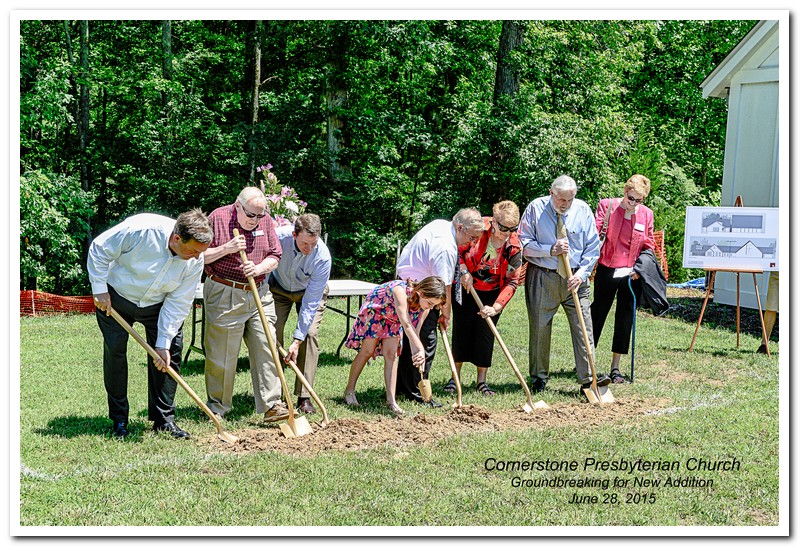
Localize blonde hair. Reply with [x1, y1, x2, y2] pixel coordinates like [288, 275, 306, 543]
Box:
[492, 200, 520, 227]
[624, 174, 651, 197]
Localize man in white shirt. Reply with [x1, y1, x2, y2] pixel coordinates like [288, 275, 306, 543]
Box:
[88, 209, 213, 439]
[395, 208, 483, 406]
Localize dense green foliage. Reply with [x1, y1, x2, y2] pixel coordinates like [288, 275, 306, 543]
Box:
[19, 18, 756, 292]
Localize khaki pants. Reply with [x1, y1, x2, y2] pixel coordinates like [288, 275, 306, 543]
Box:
[203, 278, 281, 416]
[269, 279, 328, 398]
[525, 265, 595, 384]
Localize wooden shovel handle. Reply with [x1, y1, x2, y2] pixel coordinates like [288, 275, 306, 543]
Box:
[437, 324, 462, 408]
[233, 229, 299, 432]
[107, 307, 227, 435]
[467, 286, 535, 409]
[558, 254, 601, 396]
[278, 346, 330, 426]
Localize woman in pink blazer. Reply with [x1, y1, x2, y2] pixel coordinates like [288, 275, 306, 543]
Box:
[590, 174, 655, 383]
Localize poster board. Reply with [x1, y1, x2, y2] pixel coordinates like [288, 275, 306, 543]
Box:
[682, 206, 779, 270]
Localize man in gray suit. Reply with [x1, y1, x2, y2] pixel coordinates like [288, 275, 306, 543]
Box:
[517, 175, 611, 397]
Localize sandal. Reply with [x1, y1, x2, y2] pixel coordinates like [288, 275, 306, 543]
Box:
[387, 402, 405, 416]
[344, 390, 360, 407]
[610, 370, 626, 384]
[476, 381, 496, 397]
[443, 378, 457, 393]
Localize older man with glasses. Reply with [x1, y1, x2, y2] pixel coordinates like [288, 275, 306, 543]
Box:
[518, 175, 611, 399]
[202, 186, 289, 422]
[394, 207, 483, 407]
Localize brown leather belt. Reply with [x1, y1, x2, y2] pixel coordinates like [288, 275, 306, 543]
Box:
[208, 273, 260, 291]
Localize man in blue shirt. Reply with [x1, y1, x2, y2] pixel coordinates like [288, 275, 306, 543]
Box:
[518, 175, 611, 397]
[269, 214, 332, 414]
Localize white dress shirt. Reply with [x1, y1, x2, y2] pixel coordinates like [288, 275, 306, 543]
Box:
[395, 219, 458, 285]
[87, 213, 205, 348]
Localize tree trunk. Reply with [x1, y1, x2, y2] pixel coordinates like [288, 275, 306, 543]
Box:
[325, 21, 349, 182]
[248, 20, 263, 184]
[487, 20, 525, 203]
[62, 21, 77, 171]
[79, 20, 92, 265]
[161, 21, 172, 108]
[493, 20, 524, 104]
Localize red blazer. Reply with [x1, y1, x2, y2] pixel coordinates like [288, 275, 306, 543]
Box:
[595, 198, 655, 269]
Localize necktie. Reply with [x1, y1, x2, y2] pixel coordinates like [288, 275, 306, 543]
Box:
[454, 263, 463, 305]
[556, 213, 569, 279]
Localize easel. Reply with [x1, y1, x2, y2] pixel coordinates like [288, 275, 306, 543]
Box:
[687, 196, 771, 356]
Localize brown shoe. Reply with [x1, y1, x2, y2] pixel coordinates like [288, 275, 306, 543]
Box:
[297, 398, 317, 414]
[264, 402, 290, 422]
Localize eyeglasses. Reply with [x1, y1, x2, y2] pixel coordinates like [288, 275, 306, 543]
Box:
[494, 220, 518, 233]
[460, 225, 482, 242]
[627, 194, 644, 204]
[239, 203, 268, 219]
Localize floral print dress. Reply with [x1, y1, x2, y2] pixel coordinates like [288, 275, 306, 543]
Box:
[345, 280, 423, 358]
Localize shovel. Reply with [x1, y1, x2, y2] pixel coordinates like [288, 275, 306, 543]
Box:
[107, 307, 238, 444]
[468, 286, 548, 412]
[234, 229, 313, 438]
[558, 255, 615, 405]
[437, 324, 463, 409]
[277, 346, 330, 427]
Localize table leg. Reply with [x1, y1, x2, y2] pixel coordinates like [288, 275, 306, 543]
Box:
[336, 295, 352, 357]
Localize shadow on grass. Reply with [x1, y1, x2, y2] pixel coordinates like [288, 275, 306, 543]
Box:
[661, 294, 778, 340]
[36, 415, 147, 441]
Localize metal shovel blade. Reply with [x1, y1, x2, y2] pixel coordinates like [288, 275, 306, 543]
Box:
[522, 400, 551, 413]
[583, 385, 616, 405]
[418, 379, 433, 402]
[217, 431, 239, 444]
[279, 415, 314, 438]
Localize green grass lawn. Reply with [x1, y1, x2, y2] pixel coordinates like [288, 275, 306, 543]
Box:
[16, 292, 783, 530]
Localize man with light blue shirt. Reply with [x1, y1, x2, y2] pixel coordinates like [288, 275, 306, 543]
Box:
[89, 209, 213, 439]
[269, 214, 332, 414]
[518, 175, 610, 397]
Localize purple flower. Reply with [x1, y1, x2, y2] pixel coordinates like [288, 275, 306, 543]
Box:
[299, 200, 307, 208]
[281, 186, 292, 197]
[266, 163, 273, 171]
[273, 214, 289, 227]
[268, 194, 282, 204]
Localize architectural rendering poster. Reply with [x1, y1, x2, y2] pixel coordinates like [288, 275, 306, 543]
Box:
[682, 206, 779, 270]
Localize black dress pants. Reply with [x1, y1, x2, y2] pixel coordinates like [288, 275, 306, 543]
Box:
[395, 307, 439, 402]
[95, 286, 183, 426]
[590, 264, 641, 355]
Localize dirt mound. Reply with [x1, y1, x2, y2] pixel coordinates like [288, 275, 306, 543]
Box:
[201, 397, 671, 455]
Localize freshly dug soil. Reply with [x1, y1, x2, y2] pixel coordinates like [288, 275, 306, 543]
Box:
[200, 397, 671, 455]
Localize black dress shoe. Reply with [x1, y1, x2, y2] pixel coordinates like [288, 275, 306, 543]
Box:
[297, 398, 317, 414]
[424, 398, 444, 408]
[153, 421, 191, 439]
[595, 373, 612, 387]
[111, 421, 129, 438]
[530, 378, 547, 393]
[757, 343, 768, 354]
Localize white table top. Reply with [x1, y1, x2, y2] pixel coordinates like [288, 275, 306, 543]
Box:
[195, 279, 377, 300]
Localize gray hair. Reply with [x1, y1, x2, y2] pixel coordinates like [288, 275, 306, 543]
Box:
[294, 213, 322, 237]
[174, 208, 214, 244]
[237, 186, 267, 207]
[452, 207, 483, 232]
[551, 175, 578, 194]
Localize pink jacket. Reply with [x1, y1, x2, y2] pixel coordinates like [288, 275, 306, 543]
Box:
[595, 198, 655, 269]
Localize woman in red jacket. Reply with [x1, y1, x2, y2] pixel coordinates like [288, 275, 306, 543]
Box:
[446, 201, 526, 396]
[590, 174, 655, 384]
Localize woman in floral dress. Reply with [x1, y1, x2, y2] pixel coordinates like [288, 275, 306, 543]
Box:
[343, 276, 446, 416]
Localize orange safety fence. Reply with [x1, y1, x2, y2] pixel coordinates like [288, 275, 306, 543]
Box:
[20, 290, 96, 316]
[654, 230, 669, 281]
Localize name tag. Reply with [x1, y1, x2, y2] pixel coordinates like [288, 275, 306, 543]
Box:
[253, 230, 264, 236]
[634, 223, 645, 232]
